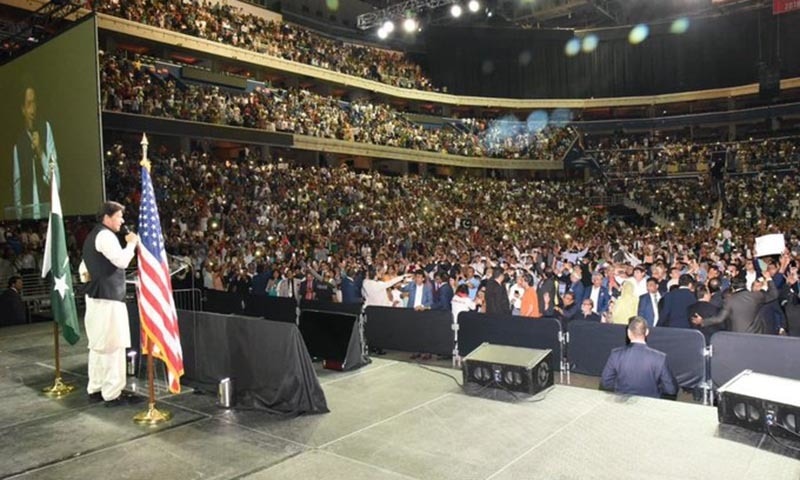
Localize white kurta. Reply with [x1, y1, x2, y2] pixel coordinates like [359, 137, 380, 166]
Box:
[84, 297, 131, 351]
[80, 229, 136, 400]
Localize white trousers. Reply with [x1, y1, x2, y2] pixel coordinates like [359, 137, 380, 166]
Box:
[86, 348, 126, 401]
[84, 296, 131, 401]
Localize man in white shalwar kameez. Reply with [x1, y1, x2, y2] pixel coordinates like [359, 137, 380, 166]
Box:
[79, 202, 139, 406]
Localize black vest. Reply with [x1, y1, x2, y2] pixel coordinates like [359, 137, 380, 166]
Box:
[83, 224, 126, 302]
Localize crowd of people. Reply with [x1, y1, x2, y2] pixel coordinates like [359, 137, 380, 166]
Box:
[95, 0, 440, 91]
[4, 135, 800, 342]
[102, 142, 800, 335]
[100, 54, 575, 161]
[587, 134, 799, 176]
[623, 171, 800, 228]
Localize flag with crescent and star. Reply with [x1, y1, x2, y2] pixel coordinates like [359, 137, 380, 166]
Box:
[41, 166, 80, 345]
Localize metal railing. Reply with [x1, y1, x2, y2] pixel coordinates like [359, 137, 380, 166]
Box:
[173, 289, 203, 312]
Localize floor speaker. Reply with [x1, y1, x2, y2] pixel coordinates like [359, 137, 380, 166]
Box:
[718, 370, 800, 440]
[462, 343, 553, 396]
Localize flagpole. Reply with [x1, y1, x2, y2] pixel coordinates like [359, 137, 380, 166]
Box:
[134, 133, 172, 425]
[42, 161, 76, 398]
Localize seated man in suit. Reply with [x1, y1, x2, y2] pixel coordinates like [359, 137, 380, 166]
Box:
[0, 275, 26, 326]
[601, 316, 678, 398]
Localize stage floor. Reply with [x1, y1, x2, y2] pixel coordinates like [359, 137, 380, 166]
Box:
[1, 321, 799, 479]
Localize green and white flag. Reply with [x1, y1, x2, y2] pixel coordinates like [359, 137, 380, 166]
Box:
[41, 169, 80, 345]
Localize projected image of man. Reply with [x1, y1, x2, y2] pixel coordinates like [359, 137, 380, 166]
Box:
[12, 86, 59, 219]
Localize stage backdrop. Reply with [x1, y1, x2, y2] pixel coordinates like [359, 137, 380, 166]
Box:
[0, 16, 103, 220]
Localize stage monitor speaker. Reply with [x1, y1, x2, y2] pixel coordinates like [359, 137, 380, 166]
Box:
[718, 370, 800, 440]
[462, 343, 553, 396]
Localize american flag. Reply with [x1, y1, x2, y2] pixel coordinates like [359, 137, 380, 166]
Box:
[137, 164, 184, 393]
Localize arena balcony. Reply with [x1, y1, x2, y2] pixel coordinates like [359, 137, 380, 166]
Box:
[4, 0, 800, 116]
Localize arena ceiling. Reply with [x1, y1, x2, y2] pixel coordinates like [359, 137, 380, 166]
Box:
[359, 0, 769, 29]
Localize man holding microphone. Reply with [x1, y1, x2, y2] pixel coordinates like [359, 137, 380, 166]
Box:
[80, 201, 141, 406]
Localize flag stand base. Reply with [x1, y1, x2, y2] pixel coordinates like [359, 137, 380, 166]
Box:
[133, 403, 172, 425]
[42, 377, 76, 397]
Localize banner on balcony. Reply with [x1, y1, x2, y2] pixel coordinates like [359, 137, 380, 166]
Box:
[774, 0, 800, 14]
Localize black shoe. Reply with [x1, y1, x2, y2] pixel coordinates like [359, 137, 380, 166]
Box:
[88, 392, 103, 403]
[104, 392, 144, 407]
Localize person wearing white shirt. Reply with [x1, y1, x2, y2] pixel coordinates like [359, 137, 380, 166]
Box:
[508, 275, 525, 315]
[79, 202, 140, 406]
[632, 266, 649, 297]
[451, 284, 479, 323]
[362, 270, 407, 307]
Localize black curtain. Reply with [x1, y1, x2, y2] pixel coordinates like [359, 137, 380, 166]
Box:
[422, 9, 800, 99]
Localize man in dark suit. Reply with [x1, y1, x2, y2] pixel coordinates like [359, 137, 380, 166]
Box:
[403, 269, 433, 310]
[568, 271, 585, 305]
[707, 277, 724, 308]
[586, 272, 611, 315]
[340, 268, 363, 304]
[688, 284, 722, 344]
[692, 271, 778, 334]
[0, 276, 26, 326]
[637, 278, 662, 328]
[660, 274, 696, 328]
[486, 269, 510, 315]
[554, 291, 580, 324]
[780, 266, 800, 336]
[431, 271, 454, 311]
[601, 316, 678, 398]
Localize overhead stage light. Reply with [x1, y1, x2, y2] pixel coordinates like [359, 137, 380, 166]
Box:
[377, 27, 389, 39]
[628, 24, 649, 44]
[382, 20, 395, 34]
[564, 38, 580, 57]
[468, 0, 480, 13]
[581, 34, 599, 53]
[451, 4, 463, 18]
[403, 18, 418, 33]
[670, 17, 690, 35]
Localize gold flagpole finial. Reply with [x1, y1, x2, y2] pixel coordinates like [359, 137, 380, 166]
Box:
[140, 133, 151, 172]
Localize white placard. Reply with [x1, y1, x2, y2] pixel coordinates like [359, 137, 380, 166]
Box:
[755, 233, 785, 257]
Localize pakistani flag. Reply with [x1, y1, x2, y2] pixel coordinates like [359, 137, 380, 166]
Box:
[41, 171, 80, 345]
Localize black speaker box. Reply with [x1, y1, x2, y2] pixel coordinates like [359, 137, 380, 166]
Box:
[718, 370, 800, 440]
[462, 343, 553, 396]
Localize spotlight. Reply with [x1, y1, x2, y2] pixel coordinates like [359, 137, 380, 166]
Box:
[581, 34, 599, 53]
[377, 27, 388, 39]
[564, 38, 580, 57]
[382, 20, 395, 33]
[403, 18, 418, 33]
[670, 17, 690, 35]
[451, 4, 463, 18]
[628, 24, 649, 44]
[468, 0, 480, 13]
